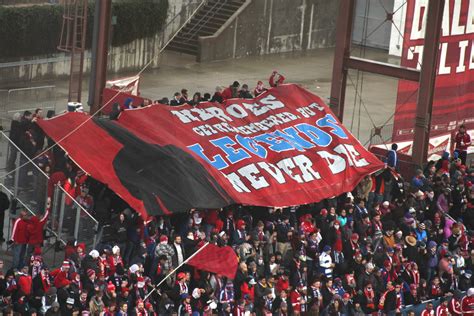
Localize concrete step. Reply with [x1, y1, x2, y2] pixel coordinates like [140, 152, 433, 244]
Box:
[167, 41, 198, 52]
[166, 0, 245, 58]
[166, 45, 198, 56]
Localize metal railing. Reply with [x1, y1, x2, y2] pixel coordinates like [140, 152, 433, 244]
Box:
[159, 0, 209, 51]
[0, 131, 99, 248]
[181, 0, 228, 39]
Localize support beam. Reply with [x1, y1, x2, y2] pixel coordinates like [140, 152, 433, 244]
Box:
[329, 0, 356, 121]
[411, 0, 444, 166]
[90, 0, 112, 115]
[345, 57, 420, 82]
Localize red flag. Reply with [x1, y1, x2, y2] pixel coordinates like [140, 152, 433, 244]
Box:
[187, 244, 238, 279]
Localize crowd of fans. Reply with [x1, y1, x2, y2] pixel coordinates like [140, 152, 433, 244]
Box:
[110, 71, 286, 118]
[0, 74, 473, 315]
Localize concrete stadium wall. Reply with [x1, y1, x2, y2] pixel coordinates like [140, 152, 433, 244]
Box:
[0, 0, 200, 85]
[198, 0, 339, 62]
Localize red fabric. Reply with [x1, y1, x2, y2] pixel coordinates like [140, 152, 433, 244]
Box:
[53, 271, 70, 288]
[27, 209, 49, 245]
[276, 277, 289, 293]
[63, 180, 76, 206]
[221, 87, 233, 100]
[461, 296, 474, 314]
[449, 298, 462, 316]
[240, 282, 254, 301]
[393, 1, 474, 141]
[47, 171, 67, 199]
[187, 244, 238, 279]
[421, 309, 435, 316]
[269, 73, 285, 87]
[38, 84, 383, 219]
[290, 290, 302, 313]
[333, 229, 343, 252]
[17, 274, 32, 296]
[204, 209, 219, 225]
[436, 305, 449, 316]
[11, 218, 29, 244]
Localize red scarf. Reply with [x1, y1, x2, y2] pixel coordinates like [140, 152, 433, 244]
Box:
[364, 288, 375, 309]
[334, 229, 343, 252]
[184, 302, 192, 314]
[156, 263, 162, 276]
[41, 274, 51, 293]
[135, 308, 148, 316]
[410, 269, 420, 286]
[431, 284, 442, 296]
[396, 292, 402, 309]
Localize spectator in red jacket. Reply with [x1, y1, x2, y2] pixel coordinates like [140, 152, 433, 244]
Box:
[421, 302, 435, 316]
[17, 265, 33, 297]
[10, 209, 30, 269]
[461, 288, 474, 315]
[269, 71, 285, 87]
[222, 81, 240, 100]
[27, 201, 50, 258]
[454, 124, 471, 165]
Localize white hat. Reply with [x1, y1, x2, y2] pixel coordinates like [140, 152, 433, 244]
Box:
[468, 288, 474, 297]
[409, 207, 416, 214]
[129, 264, 139, 274]
[89, 250, 99, 259]
[382, 201, 390, 207]
[112, 245, 120, 255]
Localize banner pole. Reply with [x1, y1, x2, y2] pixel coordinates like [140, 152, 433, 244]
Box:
[144, 241, 210, 301]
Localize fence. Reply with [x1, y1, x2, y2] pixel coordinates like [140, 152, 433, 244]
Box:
[0, 131, 99, 264]
[0, 86, 59, 130]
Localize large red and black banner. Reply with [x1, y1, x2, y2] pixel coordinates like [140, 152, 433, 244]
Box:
[39, 84, 383, 219]
[393, 0, 474, 141]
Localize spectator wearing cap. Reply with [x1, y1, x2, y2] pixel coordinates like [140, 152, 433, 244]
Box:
[233, 219, 248, 246]
[319, 246, 334, 279]
[154, 235, 174, 270]
[177, 293, 192, 316]
[81, 250, 100, 277]
[173, 272, 189, 301]
[121, 98, 134, 110]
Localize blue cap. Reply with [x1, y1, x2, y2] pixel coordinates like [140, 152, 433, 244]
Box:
[323, 245, 331, 252]
[124, 98, 133, 107]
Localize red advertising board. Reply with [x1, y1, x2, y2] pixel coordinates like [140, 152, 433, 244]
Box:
[38, 84, 384, 218]
[393, 0, 474, 141]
